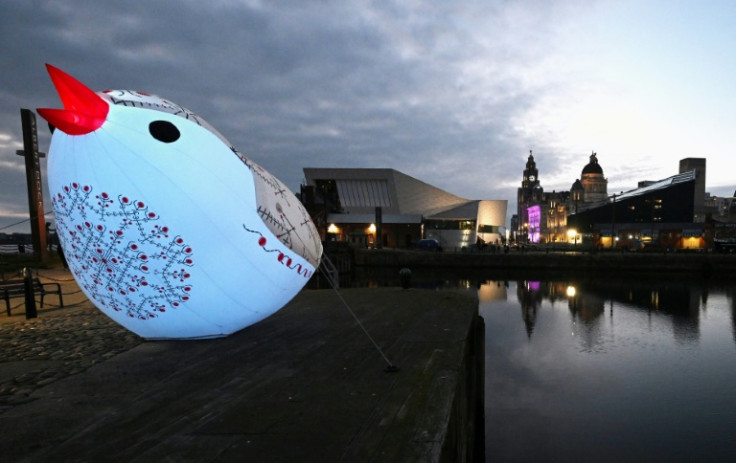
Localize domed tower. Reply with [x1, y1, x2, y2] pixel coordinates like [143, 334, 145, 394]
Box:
[570, 179, 584, 214]
[580, 151, 608, 205]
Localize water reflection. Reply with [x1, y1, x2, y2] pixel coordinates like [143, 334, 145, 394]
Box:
[514, 279, 709, 348]
[481, 278, 736, 461]
[477, 280, 507, 303]
[350, 267, 736, 347]
[343, 269, 736, 459]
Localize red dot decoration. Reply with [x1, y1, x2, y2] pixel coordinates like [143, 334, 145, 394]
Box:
[52, 183, 195, 321]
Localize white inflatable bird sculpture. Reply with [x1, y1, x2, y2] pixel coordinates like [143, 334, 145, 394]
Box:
[37, 64, 322, 340]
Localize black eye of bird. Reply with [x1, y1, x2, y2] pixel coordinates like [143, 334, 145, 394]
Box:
[149, 120, 180, 143]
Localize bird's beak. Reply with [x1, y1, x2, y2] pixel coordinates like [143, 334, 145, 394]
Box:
[37, 64, 109, 135]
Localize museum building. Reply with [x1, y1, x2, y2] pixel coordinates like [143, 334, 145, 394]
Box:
[567, 169, 702, 249]
[300, 168, 507, 250]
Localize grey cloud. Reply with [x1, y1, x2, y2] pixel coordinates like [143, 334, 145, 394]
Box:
[0, 0, 566, 232]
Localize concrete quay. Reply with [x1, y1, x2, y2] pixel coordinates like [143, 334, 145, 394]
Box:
[0, 271, 483, 462]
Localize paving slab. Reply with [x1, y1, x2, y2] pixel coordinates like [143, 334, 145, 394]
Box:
[1, 282, 479, 462]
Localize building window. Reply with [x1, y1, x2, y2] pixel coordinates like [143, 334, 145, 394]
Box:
[478, 225, 500, 233]
[425, 219, 476, 230]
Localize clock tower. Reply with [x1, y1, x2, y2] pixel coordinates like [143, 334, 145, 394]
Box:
[518, 150, 542, 204]
[517, 150, 544, 243]
[522, 150, 540, 190]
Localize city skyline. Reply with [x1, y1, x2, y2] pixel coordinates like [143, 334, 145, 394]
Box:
[2, 1, 736, 233]
[2, 150, 726, 238]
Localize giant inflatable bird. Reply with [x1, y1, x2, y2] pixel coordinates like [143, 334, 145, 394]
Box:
[37, 64, 322, 340]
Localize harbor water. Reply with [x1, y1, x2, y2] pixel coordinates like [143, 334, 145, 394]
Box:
[480, 278, 736, 462]
[351, 267, 736, 461]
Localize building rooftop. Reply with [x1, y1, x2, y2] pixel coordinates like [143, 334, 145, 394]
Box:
[303, 167, 473, 217]
[616, 170, 696, 201]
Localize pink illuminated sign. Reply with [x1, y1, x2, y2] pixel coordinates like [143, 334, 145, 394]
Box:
[527, 205, 541, 243]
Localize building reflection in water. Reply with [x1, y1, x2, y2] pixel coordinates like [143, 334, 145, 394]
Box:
[477, 280, 507, 303]
[509, 277, 714, 347]
[483, 277, 736, 461]
[348, 268, 736, 348]
[516, 281, 543, 338]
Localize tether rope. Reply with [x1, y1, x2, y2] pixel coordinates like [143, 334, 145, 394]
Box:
[318, 256, 398, 372]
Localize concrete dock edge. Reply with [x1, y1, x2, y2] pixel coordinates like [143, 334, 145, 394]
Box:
[1, 286, 483, 462]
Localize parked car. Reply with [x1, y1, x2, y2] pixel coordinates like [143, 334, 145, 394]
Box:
[417, 239, 443, 252]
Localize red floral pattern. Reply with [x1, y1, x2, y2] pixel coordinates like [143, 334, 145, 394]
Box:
[53, 183, 194, 320]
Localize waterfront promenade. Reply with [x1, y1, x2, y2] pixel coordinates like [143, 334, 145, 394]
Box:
[0, 269, 482, 462]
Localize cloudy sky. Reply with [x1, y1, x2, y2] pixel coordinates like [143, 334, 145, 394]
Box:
[2, 0, 735, 233]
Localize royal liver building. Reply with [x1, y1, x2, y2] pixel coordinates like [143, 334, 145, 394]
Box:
[516, 151, 609, 244]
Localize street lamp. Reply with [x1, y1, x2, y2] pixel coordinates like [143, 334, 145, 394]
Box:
[368, 223, 376, 247]
[567, 228, 578, 245]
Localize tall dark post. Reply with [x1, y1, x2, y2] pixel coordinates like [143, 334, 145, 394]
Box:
[18, 109, 48, 263]
[375, 206, 383, 249]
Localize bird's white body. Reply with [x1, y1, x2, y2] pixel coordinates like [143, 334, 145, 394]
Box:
[46, 87, 322, 339]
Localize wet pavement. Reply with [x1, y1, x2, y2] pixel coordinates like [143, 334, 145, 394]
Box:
[0, 269, 142, 411]
[0, 269, 481, 462]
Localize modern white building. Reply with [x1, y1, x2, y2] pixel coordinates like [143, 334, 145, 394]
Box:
[302, 168, 507, 250]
